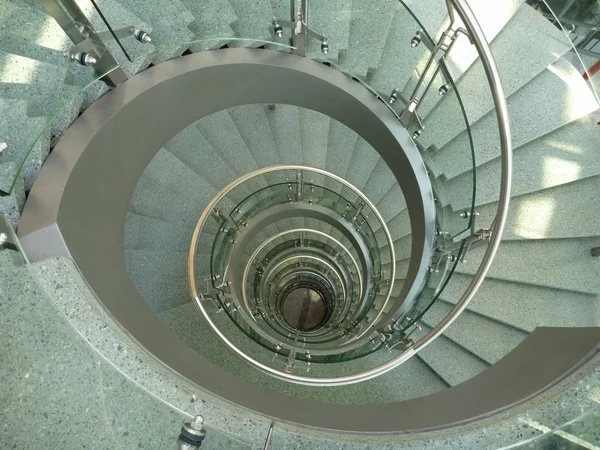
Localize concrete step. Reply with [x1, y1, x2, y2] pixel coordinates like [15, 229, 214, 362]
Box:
[0, 99, 50, 191]
[181, 0, 237, 51]
[362, 157, 399, 206]
[196, 110, 268, 193]
[227, 0, 274, 47]
[337, 0, 399, 80]
[415, 324, 489, 386]
[343, 137, 380, 192]
[375, 183, 407, 224]
[375, 208, 410, 243]
[420, 300, 529, 364]
[228, 104, 281, 186]
[443, 175, 600, 241]
[125, 248, 209, 287]
[163, 124, 252, 205]
[442, 115, 600, 211]
[367, 0, 448, 100]
[159, 302, 448, 403]
[324, 119, 359, 192]
[429, 59, 599, 180]
[0, 51, 83, 139]
[0, 162, 25, 229]
[298, 108, 330, 187]
[266, 104, 304, 167]
[439, 272, 600, 330]
[418, 2, 556, 121]
[457, 237, 600, 295]
[306, 0, 352, 63]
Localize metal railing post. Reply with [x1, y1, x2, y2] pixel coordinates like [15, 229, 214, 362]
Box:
[41, 0, 128, 87]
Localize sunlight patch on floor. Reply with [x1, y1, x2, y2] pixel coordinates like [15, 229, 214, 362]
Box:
[513, 197, 555, 239]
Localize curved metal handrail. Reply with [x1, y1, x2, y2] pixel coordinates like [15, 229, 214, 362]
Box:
[188, 0, 511, 385]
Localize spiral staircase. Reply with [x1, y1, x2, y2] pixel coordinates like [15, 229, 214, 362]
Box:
[1, 0, 599, 447]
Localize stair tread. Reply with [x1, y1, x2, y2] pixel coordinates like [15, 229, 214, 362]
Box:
[416, 325, 489, 386]
[421, 2, 569, 142]
[227, 0, 274, 47]
[430, 59, 599, 180]
[421, 301, 529, 364]
[266, 104, 304, 166]
[440, 272, 600, 330]
[324, 120, 359, 192]
[0, 98, 50, 191]
[307, 0, 352, 62]
[0, 161, 25, 228]
[180, 0, 237, 51]
[457, 237, 600, 295]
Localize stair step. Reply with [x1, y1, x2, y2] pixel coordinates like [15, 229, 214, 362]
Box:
[164, 124, 252, 205]
[0, 248, 25, 267]
[135, 277, 191, 313]
[367, 0, 448, 100]
[443, 176, 600, 241]
[228, 104, 281, 186]
[362, 157, 399, 206]
[375, 184, 407, 224]
[125, 249, 209, 284]
[421, 301, 528, 364]
[324, 120, 359, 192]
[0, 51, 83, 138]
[181, 0, 237, 51]
[307, 0, 352, 63]
[419, 2, 559, 123]
[337, 0, 398, 79]
[298, 108, 330, 187]
[110, 0, 195, 63]
[196, 110, 268, 193]
[440, 272, 600, 330]
[443, 115, 600, 211]
[375, 208, 410, 243]
[0, 162, 25, 229]
[227, 0, 274, 47]
[0, 99, 50, 191]
[130, 148, 220, 226]
[457, 237, 600, 295]
[267, 104, 304, 167]
[124, 212, 213, 253]
[343, 137, 380, 191]
[416, 325, 489, 386]
[430, 59, 599, 180]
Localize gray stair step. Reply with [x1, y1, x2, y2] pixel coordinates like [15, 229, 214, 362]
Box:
[159, 303, 448, 403]
[306, 0, 351, 62]
[443, 115, 600, 211]
[125, 249, 209, 285]
[0, 51, 83, 139]
[439, 272, 600, 330]
[443, 176, 600, 241]
[421, 301, 529, 364]
[227, 0, 274, 47]
[266, 104, 304, 166]
[228, 104, 281, 186]
[110, 0, 195, 63]
[337, 0, 398, 79]
[0, 99, 50, 191]
[367, 0, 448, 100]
[361, 157, 399, 206]
[421, 4, 571, 152]
[324, 120, 359, 192]
[5, 0, 153, 82]
[298, 108, 330, 187]
[429, 59, 599, 180]
[343, 137, 380, 191]
[457, 237, 600, 295]
[181, 0, 237, 51]
[375, 184, 407, 224]
[163, 124, 252, 205]
[0, 248, 25, 267]
[135, 277, 191, 313]
[375, 208, 410, 243]
[196, 110, 268, 193]
[124, 211, 213, 254]
[129, 148, 220, 226]
[0, 162, 25, 229]
[415, 325, 489, 386]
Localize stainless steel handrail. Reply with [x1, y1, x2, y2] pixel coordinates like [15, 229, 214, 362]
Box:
[188, 0, 511, 385]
